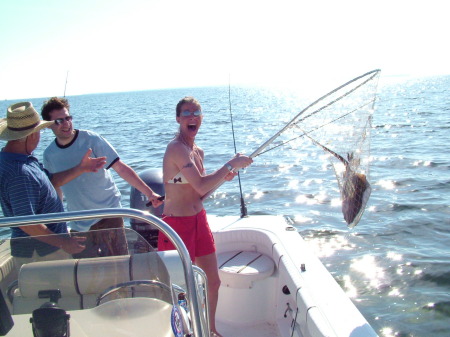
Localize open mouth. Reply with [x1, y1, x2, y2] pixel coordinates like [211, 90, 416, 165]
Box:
[188, 124, 197, 131]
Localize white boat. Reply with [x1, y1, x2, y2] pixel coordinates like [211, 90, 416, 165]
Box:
[0, 171, 379, 337]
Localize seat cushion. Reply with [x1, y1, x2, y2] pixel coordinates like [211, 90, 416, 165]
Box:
[218, 251, 275, 288]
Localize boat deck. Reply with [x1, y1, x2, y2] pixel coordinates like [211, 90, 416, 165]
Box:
[217, 321, 281, 337]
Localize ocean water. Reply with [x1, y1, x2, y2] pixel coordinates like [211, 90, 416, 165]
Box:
[1, 74, 449, 337]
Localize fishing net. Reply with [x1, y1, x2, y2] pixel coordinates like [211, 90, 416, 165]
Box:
[250, 69, 381, 228]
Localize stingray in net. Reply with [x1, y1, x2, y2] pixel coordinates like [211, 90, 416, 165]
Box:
[203, 69, 380, 229]
[299, 131, 372, 228]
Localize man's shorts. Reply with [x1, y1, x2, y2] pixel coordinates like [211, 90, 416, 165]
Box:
[157, 209, 215, 262]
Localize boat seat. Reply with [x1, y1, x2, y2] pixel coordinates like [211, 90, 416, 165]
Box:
[0, 255, 15, 283]
[13, 252, 171, 315]
[217, 250, 275, 289]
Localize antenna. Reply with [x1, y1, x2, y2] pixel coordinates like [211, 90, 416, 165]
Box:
[227, 75, 248, 217]
[63, 71, 69, 97]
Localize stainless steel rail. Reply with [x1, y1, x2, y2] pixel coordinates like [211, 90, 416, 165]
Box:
[0, 208, 207, 337]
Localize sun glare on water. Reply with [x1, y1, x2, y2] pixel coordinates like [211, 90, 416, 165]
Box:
[377, 179, 396, 190]
[350, 255, 386, 290]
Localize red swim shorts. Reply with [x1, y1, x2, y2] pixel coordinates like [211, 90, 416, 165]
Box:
[157, 209, 215, 262]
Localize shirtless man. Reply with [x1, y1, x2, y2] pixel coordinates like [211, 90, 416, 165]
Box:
[159, 96, 253, 336]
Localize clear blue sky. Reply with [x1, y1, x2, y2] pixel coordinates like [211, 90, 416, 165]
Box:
[1, 0, 448, 100]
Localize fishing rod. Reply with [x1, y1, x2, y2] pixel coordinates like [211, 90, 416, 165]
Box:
[227, 77, 248, 217]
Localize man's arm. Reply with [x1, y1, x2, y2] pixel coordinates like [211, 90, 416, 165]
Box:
[170, 144, 252, 196]
[50, 149, 106, 188]
[54, 186, 63, 200]
[111, 159, 163, 208]
[6, 175, 84, 254]
[18, 224, 85, 254]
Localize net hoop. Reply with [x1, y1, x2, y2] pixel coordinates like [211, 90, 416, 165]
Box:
[249, 69, 380, 158]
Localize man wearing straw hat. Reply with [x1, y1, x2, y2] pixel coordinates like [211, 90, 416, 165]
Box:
[0, 102, 105, 268]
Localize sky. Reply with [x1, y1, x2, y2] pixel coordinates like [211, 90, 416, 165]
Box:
[0, 0, 449, 100]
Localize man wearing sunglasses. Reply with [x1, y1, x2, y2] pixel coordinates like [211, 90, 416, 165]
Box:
[41, 97, 163, 257]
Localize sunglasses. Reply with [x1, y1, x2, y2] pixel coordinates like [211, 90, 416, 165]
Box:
[54, 116, 73, 125]
[180, 110, 202, 117]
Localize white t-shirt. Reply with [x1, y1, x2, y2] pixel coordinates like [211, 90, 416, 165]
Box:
[43, 129, 122, 231]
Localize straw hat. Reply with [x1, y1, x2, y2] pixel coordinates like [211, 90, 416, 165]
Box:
[0, 102, 54, 141]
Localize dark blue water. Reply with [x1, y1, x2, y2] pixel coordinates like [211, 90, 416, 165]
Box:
[1, 74, 449, 337]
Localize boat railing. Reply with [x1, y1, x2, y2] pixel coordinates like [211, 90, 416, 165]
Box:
[0, 208, 206, 337]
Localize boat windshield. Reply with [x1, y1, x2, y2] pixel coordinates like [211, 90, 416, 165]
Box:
[0, 226, 204, 337]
